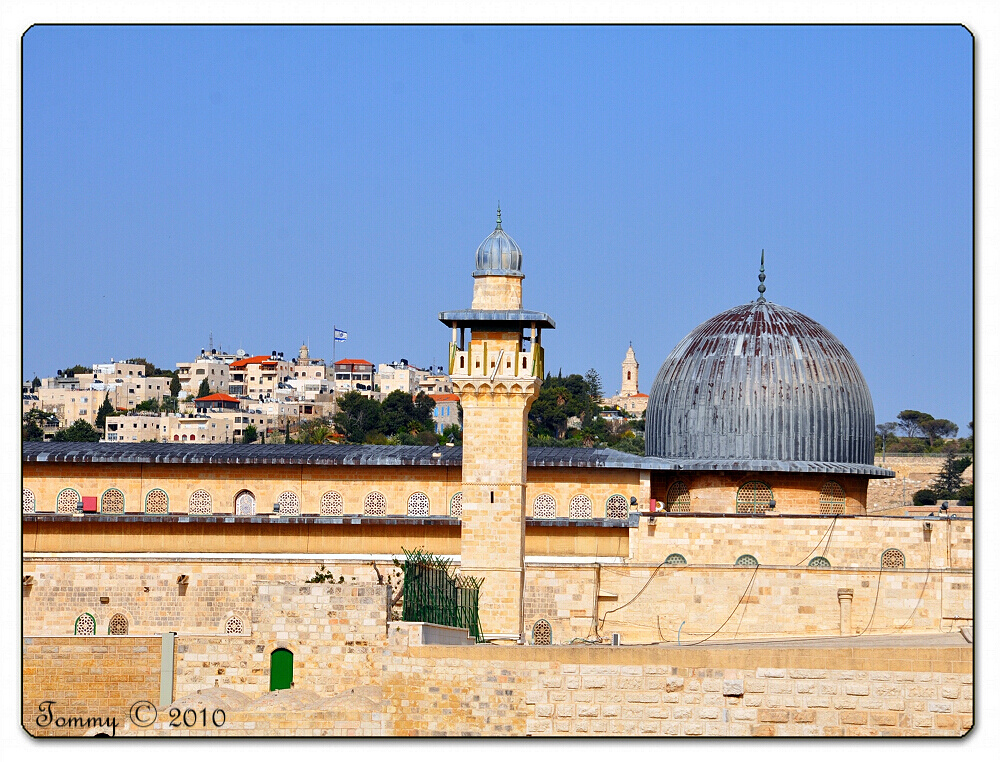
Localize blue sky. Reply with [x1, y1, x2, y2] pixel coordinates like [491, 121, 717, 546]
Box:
[22, 25, 972, 432]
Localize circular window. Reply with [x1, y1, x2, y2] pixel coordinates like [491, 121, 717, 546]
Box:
[735, 554, 759, 567]
[665, 553, 687, 565]
[808, 556, 831, 568]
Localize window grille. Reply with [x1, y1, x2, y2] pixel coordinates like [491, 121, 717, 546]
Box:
[569, 494, 592, 519]
[407, 492, 430, 517]
[23, 488, 35, 514]
[57, 488, 80, 514]
[320, 491, 344, 516]
[532, 619, 552, 645]
[881, 548, 905, 569]
[188, 489, 212, 515]
[533, 493, 556, 519]
[363, 491, 387, 516]
[605, 494, 629, 520]
[225, 616, 245, 635]
[666, 481, 691, 512]
[450, 492, 463, 518]
[108, 613, 128, 635]
[235, 490, 256, 516]
[665, 553, 687, 565]
[735, 554, 759, 567]
[101, 488, 125, 514]
[277, 491, 300, 516]
[736, 482, 772, 514]
[819, 481, 847, 515]
[145, 489, 169, 514]
[808, 556, 831, 568]
[74, 613, 96, 636]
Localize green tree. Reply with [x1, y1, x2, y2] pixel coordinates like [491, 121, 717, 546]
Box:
[931, 452, 972, 499]
[169, 374, 182, 398]
[22, 410, 47, 441]
[957, 484, 974, 505]
[197, 378, 212, 398]
[439, 423, 463, 445]
[922, 418, 958, 446]
[241, 423, 259, 444]
[53, 419, 102, 442]
[912, 489, 937, 506]
[161, 395, 179, 414]
[95, 393, 114, 430]
[31, 376, 41, 391]
[896, 410, 933, 438]
[296, 416, 337, 444]
[584, 368, 603, 403]
[134, 398, 161, 413]
[610, 434, 645, 455]
[126, 357, 175, 377]
[61, 365, 90, 377]
[334, 392, 383, 443]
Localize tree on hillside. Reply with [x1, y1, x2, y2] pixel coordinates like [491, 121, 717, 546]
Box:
[931, 452, 972, 500]
[22, 409, 51, 441]
[95, 393, 114, 430]
[584, 368, 603, 403]
[134, 398, 161, 413]
[53, 419, 101, 442]
[921, 418, 958, 447]
[333, 392, 382, 443]
[169, 374, 182, 398]
[197, 378, 212, 398]
[296, 416, 337, 444]
[31, 376, 41, 391]
[241, 424, 259, 444]
[126, 357, 175, 377]
[61, 365, 90, 377]
[896, 410, 933, 438]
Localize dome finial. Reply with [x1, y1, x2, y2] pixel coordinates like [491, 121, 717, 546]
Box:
[757, 249, 767, 302]
[496, 202, 502, 230]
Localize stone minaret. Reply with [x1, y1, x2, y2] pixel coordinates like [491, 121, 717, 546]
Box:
[621, 344, 639, 397]
[439, 207, 555, 639]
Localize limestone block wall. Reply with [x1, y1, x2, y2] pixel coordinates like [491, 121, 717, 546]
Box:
[471, 274, 523, 310]
[866, 455, 973, 510]
[527, 467, 649, 519]
[654, 472, 869, 514]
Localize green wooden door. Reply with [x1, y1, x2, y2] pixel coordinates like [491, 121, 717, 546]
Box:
[269, 648, 293, 691]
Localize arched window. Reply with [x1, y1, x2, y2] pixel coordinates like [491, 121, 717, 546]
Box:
[666, 481, 691, 512]
[627, 371, 631, 380]
[450, 492, 463, 518]
[605, 494, 629, 520]
[407, 492, 430, 517]
[808, 556, 831, 568]
[819, 481, 846, 515]
[74, 613, 96, 636]
[533, 494, 556, 519]
[735, 554, 759, 567]
[363, 491, 387, 517]
[188, 489, 212, 515]
[665, 553, 687, 565]
[173, 435, 179, 441]
[532, 619, 552, 645]
[569, 494, 593, 519]
[320, 491, 344, 516]
[108, 613, 129, 635]
[881, 548, 905, 569]
[145, 488, 169, 515]
[736, 482, 772, 514]
[277, 491, 300, 516]
[101, 488, 125, 514]
[269, 648, 293, 691]
[235, 490, 256, 516]
[22, 488, 35, 514]
[56, 488, 80, 514]
[225, 616, 245, 635]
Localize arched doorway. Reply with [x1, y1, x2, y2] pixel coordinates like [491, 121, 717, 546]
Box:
[269, 648, 293, 691]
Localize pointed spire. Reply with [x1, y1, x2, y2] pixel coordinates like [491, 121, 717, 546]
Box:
[496, 202, 502, 230]
[757, 249, 767, 302]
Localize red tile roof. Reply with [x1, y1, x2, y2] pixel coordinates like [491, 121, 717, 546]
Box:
[229, 355, 270, 369]
[430, 394, 460, 402]
[334, 359, 373, 366]
[195, 393, 240, 403]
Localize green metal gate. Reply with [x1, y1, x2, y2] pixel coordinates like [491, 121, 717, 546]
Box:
[400, 549, 483, 643]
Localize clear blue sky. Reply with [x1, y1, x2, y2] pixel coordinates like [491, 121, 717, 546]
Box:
[22, 25, 972, 432]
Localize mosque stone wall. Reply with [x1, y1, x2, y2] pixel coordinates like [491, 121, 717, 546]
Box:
[866, 455, 972, 511]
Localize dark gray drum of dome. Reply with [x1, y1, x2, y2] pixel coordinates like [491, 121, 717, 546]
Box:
[646, 301, 875, 464]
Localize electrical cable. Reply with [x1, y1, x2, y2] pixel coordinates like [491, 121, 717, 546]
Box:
[681, 563, 760, 646]
[793, 515, 838, 566]
[598, 560, 667, 634]
[857, 565, 884, 636]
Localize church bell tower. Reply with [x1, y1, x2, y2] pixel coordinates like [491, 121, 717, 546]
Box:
[439, 207, 555, 639]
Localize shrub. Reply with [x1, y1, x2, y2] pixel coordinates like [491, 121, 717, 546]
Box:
[912, 489, 938, 506]
[957, 484, 974, 505]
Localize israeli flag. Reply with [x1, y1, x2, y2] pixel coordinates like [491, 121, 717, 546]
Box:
[334, 329, 348, 342]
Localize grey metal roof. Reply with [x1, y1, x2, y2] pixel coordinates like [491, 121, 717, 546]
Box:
[20, 442, 892, 476]
[647, 300, 877, 465]
[472, 215, 523, 277]
[438, 309, 555, 329]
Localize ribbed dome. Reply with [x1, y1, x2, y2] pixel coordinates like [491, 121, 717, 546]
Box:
[646, 301, 875, 465]
[473, 214, 523, 277]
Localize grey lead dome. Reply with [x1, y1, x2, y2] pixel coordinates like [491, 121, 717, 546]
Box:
[646, 301, 876, 465]
[473, 218, 523, 277]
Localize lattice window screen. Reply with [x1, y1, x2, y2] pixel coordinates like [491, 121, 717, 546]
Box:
[56, 489, 80, 514]
[606, 494, 628, 520]
[145, 489, 169, 514]
[23, 489, 35, 514]
[736, 482, 772, 514]
[569, 494, 592, 519]
[532, 619, 552, 646]
[235, 491, 256, 516]
[666, 481, 691, 512]
[108, 614, 129, 635]
[277, 491, 300, 516]
[320, 491, 344, 516]
[363, 491, 387, 516]
[101, 489, 125, 514]
[665, 553, 687, 565]
[881, 548, 905, 569]
[75, 614, 95, 636]
[407, 492, 430, 517]
[188, 489, 212, 515]
[450, 492, 463, 518]
[735, 554, 759, 567]
[808, 556, 831, 568]
[819, 481, 846, 515]
[533, 494, 556, 518]
[225, 617, 245, 635]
